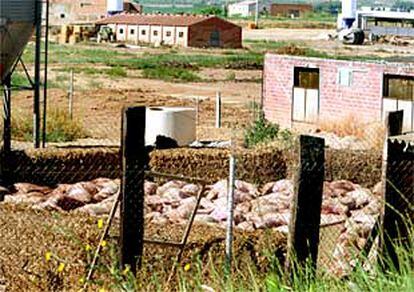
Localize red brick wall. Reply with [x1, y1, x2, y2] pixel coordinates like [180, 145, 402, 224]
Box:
[188, 18, 242, 49]
[263, 54, 414, 128]
[270, 4, 313, 17]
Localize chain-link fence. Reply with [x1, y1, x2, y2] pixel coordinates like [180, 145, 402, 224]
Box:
[1, 59, 413, 290]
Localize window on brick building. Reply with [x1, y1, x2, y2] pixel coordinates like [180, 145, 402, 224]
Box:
[338, 68, 353, 86]
[153, 30, 158, 36]
[119, 28, 124, 34]
[130, 29, 135, 35]
[178, 32, 184, 38]
[141, 30, 146, 35]
[383, 74, 414, 131]
[166, 31, 172, 37]
[292, 67, 320, 123]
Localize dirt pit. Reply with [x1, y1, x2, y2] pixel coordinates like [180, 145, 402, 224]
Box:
[0, 204, 286, 291]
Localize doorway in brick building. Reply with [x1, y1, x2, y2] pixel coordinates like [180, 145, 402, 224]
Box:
[210, 30, 220, 47]
[292, 67, 320, 123]
[383, 74, 414, 132]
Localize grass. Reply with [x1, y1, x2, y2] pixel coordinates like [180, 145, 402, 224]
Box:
[54, 66, 127, 78]
[142, 67, 201, 82]
[12, 108, 88, 142]
[90, 224, 414, 291]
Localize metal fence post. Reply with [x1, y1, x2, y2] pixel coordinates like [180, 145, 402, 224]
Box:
[225, 155, 236, 273]
[120, 106, 146, 275]
[216, 91, 222, 128]
[286, 135, 325, 276]
[68, 69, 74, 120]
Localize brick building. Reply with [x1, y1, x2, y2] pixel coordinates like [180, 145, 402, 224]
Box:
[96, 14, 242, 48]
[49, 0, 142, 25]
[263, 54, 414, 132]
[270, 3, 313, 18]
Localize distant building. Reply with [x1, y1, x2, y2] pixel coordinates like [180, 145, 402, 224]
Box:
[96, 14, 242, 48]
[356, 10, 414, 37]
[270, 3, 313, 18]
[49, 0, 142, 25]
[263, 54, 414, 132]
[228, 0, 267, 18]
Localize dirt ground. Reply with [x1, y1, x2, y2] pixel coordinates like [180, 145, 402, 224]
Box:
[244, 28, 414, 59]
[0, 203, 286, 291]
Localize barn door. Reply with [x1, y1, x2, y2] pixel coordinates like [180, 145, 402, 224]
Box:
[210, 30, 220, 47]
[292, 67, 320, 123]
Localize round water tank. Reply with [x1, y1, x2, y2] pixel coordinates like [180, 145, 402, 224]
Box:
[107, 0, 123, 13]
[342, 0, 357, 19]
[0, 0, 37, 83]
[146, 107, 196, 147]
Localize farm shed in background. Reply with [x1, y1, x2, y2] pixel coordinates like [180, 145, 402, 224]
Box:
[263, 54, 414, 132]
[228, 0, 268, 18]
[48, 0, 142, 25]
[96, 14, 242, 48]
[356, 10, 414, 37]
[270, 3, 313, 18]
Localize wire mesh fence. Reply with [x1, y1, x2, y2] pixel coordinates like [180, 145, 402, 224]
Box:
[0, 75, 412, 290]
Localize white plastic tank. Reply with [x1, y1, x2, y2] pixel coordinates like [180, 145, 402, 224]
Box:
[145, 107, 196, 147]
[342, 0, 357, 19]
[107, 0, 123, 13]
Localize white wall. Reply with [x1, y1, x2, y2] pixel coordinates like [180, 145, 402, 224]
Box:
[138, 25, 150, 43]
[150, 25, 163, 45]
[162, 26, 176, 46]
[175, 27, 188, 47]
[116, 24, 127, 41]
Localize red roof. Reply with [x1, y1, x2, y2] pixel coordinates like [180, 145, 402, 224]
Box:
[96, 13, 218, 27]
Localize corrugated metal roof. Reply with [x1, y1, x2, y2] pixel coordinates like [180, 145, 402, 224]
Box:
[96, 13, 217, 27]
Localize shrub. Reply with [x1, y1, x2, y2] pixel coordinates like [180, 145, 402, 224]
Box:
[244, 115, 292, 148]
[12, 108, 88, 142]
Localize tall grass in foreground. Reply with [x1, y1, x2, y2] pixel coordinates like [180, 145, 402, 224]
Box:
[81, 223, 413, 292]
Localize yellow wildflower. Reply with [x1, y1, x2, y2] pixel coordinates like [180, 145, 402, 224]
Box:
[78, 277, 85, 284]
[97, 219, 104, 229]
[100, 240, 107, 248]
[57, 262, 65, 273]
[45, 252, 52, 262]
[184, 263, 191, 272]
[122, 266, 130, 276]
[98, 288, 107, 292]
[85, 244, 92, 252]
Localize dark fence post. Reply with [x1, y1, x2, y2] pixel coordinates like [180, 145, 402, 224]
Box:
[286, 135, 325, 277]
[361, 110, 404, 260]
[1, 75, 12, 188]
[381, 136, 413, 271]
[120, 106, 146, 275]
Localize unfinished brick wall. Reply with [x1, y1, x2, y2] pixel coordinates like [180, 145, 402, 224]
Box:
[263, 54, 414, 129]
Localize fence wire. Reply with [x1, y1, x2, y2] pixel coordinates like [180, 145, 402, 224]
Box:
[0, 78, 412, 290]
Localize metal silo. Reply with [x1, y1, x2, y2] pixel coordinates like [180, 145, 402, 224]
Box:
[0, 0, 37, 84]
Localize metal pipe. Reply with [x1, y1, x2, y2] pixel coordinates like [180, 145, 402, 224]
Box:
[2, 75, 11, 154]
[225, 155, 236, 272]
[42, 0, 50, 148]
[216, 91, 222, 128]
[33, 0, 42, 148]
[68, 69, 74, 120]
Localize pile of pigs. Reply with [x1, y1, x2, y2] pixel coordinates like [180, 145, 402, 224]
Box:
[2, 177, 382, 275]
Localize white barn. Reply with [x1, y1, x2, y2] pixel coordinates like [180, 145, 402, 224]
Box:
[228, 0, 265, 18]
